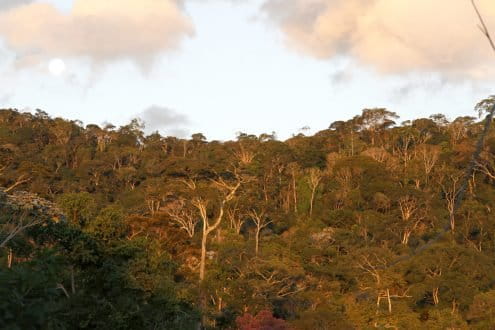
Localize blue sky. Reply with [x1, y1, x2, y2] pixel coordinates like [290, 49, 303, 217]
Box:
[0, 0, 494, 140]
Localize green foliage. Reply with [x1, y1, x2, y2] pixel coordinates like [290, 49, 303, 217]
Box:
[0, 250, 67, 330]
[468, 290, 495, 327]
[86, 205, 129, 241]
[1, 103, 495, 328]
[58, 192, 97, 227]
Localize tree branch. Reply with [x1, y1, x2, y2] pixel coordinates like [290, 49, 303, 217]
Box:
[471, 0, 495, 53]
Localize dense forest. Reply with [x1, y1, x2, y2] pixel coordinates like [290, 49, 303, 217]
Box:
[2, 98, 495, 329]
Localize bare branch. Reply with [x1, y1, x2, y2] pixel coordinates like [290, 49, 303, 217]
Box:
[4, 174, 32, 193]
[0, 164, 7, 175]
[166, 199, 199, 238]
[227, 204, 244, 234]
[56, 283, 70, 298]
[234, 147, 256, 165]
[475, 160, 495, 179]
[472, 0, 495, 53]
[179, 178, 197, 190]
[211, 171, 242, 203]
[250, 209, 273, 256]
[1, 213, 42, 248]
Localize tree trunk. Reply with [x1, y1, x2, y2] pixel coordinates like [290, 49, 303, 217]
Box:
[450, 213, 455, 232]
[433, 287, 439, 305]
[200, 230, 207, 282]
[199, 225, 208, 329]
[387, 289, 392, 314]
[255, 227, 260, 256]
[292, 174, 298, 213]
[309, 187, 316, 217]
[71, 266, 76, 294]
[350, 131, 355, 156]
[401, 230, 411, 245]
[7, 248, 13, 268]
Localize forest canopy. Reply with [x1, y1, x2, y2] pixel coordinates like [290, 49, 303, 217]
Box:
[2, 101, 495, 329]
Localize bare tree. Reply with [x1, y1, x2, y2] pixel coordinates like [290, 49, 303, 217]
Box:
[287, 162, 299, 213]
[1, 213, 41, 248]
[376, 289, 412, 314]
[145, 187, 164, 216]
[398, 196, 417, 222]
[476, 161, 495, 180]
[356, 254, 384, 286]
[475, 152, 495, 181]
[307, 168, 323, 218]
[189, 172, 242, 330]
[398, 196, 422, 245]
[393, 130, 415, 171]
[193, 172, 242, 282]
[362, 147, 390, 163]
[234, 145, 255, 165]
[249, 209, 272, 256]
[426, 267, 442, 305]
[417, 144, 439, 183]
[438, 171, 463, 232]
[146, 197, 161, 216]
[165, 199, 199, 238]
[356, 254, 411, 314]
[226, 204, 245, 234]
[334, 167, 354, 209]
[448, 120, 468, 147]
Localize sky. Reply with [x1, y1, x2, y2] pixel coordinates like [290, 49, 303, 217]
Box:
[0, 0, 494, 141]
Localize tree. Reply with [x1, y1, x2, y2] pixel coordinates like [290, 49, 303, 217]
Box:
[417, 144, 439, 183]
[392, 126, 418, 171]
[468, 290, 495, 326]
[306, 167, 323, 218]
[359, 108, 399, 146]
[475, 95, 495, 117]
[0, 213, 42, 248]
[58, 192, 96, 227]
[437, 170, 463, 232]
[226, 202, 245, 234]
[86, 205, 129, 241]
[194, 171, 241, 282]
[448, 116, 475, 146]
[429, 113, 449, 131]
[397, 196, 423, 245]
[287, 162, 300, 213]
[3, 92, 495, 329]
[329, 116, 361, 155]
[165, 198, 199, 238]
[3, 173, 31, 193]
[249, 209, 272, 256]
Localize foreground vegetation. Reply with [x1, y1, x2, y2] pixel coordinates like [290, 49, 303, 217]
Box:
[2, 99, 495, 329]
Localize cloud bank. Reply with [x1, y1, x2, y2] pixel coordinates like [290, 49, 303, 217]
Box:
[262, 0, 495, 79]
[138, 105, 190, 137]
[0, 0, 194, 68]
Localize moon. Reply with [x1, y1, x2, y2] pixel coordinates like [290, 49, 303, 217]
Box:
[48, 58, 66, 76]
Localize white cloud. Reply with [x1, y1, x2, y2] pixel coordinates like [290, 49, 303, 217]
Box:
[262, 0, 495, 80]
[0, 0, 194, 69]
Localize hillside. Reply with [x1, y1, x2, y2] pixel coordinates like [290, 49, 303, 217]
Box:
[2, 101, 495, 329]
